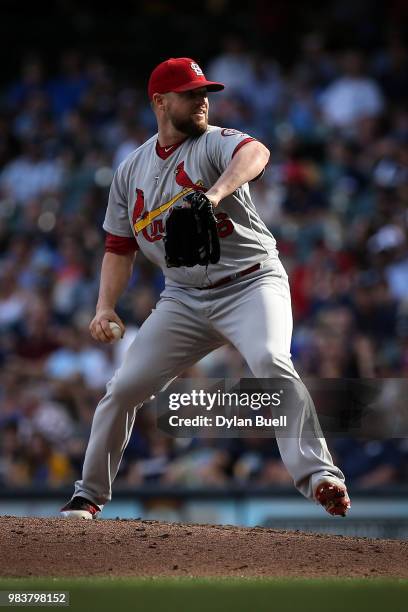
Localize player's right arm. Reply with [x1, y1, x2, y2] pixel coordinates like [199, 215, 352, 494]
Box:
[92, 161, 139, 343]
[90, 248, 136, 343]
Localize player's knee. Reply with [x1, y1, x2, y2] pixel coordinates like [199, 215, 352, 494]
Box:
[110, 373, 151, 409]
[252, 350, 296, 379]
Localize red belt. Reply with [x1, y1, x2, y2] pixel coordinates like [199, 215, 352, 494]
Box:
[196, 263, 261, 290]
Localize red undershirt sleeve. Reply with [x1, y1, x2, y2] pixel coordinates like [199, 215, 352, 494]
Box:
[105, 232, 139, 255]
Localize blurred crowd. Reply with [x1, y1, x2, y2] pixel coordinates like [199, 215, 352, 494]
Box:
[1, 14, 408, 490]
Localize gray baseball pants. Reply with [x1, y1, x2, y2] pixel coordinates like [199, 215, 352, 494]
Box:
[73, 260, 345, 508]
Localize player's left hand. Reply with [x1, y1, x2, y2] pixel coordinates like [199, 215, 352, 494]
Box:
[204, 191, 220, 208]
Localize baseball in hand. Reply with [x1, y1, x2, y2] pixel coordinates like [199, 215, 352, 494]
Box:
[109, 321, 122, 341]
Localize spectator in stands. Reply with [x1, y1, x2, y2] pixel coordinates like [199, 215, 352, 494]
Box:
[207, 35, 255, 96]
[0, 135, 63, 205]
[332, 439, 402, 488]
[0, 263, 30, 329]
[319, 50, 384, 131]
[47, 50, 90, 120]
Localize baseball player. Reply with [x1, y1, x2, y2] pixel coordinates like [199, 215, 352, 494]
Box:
[61, 57, 350, 519]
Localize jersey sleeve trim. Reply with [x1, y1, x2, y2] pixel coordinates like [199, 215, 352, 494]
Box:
[232, 137, 256, 158]
[105, 232, 139, 255]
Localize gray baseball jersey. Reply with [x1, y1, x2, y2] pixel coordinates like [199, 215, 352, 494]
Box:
[103, 125, 279, 288]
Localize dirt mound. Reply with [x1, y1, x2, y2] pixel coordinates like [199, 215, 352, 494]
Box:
[0, 516, 407, 578]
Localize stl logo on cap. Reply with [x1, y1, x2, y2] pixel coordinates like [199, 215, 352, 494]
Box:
[190, 62, 204, 76]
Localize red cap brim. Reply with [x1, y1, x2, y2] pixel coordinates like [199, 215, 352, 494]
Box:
[172, 79, 224, 93]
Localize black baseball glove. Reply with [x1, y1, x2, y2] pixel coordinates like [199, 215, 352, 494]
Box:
[164, 191, 221, 267]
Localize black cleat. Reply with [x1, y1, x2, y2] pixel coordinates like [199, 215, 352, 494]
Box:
[60, 496, 101, 519]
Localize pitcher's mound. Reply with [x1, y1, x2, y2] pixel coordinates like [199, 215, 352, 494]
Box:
[1, 516, 407, 578]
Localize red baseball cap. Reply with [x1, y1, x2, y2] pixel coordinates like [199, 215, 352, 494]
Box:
[148, 57, 224, 100]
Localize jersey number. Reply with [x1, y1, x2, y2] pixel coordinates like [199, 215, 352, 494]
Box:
[215, 213, 234, 238]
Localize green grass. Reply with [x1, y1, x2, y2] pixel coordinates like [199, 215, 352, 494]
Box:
[0, 577, 407, 612]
